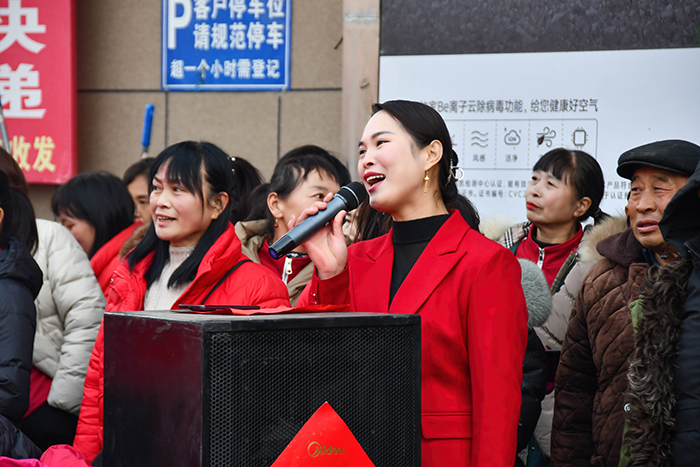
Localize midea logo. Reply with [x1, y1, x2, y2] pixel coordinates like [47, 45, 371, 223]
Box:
[307, 441, 343, 457]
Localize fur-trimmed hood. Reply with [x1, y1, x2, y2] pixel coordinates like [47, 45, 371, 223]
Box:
[578, 215, 628, 263]
[480, 214, 628, 264]
[479, 216, 516, 241]
[119, 223, 149, 259]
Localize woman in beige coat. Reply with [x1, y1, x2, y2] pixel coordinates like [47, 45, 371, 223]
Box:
[0, 149, 104, 450]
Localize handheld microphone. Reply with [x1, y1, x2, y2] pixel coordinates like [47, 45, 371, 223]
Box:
[518, 259, 553, 328]
[269, 181, 368, 259]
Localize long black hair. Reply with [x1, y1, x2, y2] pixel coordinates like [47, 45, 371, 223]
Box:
[0, 171, 38, 254]
[369, 100, 480, 230]
[0, 147, 29, 195]
[128, 141, 238, 288]
[245, 145, 349, 238]
[533, 148, 607, 223]
[52, 172, 134, 258]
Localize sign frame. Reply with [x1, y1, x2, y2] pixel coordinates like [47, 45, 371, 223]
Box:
[161, 0, 292, 92]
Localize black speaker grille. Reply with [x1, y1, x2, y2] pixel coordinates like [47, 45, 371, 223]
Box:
[208, 325, 419, 467]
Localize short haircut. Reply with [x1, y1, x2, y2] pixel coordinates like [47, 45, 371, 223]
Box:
[52, 172, 135, 258]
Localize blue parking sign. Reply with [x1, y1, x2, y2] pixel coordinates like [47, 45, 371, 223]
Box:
[162, 0, 291, 91]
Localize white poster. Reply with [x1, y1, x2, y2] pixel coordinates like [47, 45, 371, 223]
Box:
[379, 48, 700, 222]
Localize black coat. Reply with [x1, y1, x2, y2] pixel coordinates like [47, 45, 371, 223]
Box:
[660, 162, 700, 467]
[673, 253, 700, 467]
[0, 237, 43, 425]
[0, 412, 41, 458]
[518, 328, 547, 453]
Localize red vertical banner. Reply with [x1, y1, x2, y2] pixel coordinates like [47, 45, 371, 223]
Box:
[0, 0, 77, 184]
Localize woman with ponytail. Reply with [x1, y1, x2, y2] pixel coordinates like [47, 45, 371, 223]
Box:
[297, 100, 528, 467]
[73, 141, 289, 463]
[495, 148, 607, 463]
[236, 145, 349, 305]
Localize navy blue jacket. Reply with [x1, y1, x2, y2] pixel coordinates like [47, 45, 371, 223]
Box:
[0, 237, 43, 425]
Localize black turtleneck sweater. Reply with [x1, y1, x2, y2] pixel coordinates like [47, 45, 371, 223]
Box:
[389, 214, 451, 305]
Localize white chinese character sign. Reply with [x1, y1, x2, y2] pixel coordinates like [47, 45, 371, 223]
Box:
[162, 0, 291, 91]
[0, 0, 77, 184]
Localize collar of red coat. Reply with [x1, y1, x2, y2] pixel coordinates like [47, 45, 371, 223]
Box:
[90, 221, 143, 278]
[111, 222, 245, 309]
[517, 224, 584, 286]
[351, 210, 472, 313]
[363, 209, 469, 262]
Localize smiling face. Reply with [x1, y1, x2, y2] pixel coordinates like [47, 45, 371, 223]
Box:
[357, 110, 443, 221]
[128, 174, 151, 225]
[59, 212, 96, 254]
[525, 171, 587, 229]
[269, 168, 340, 242]
[625, 166, 689, 253]
[150, 163, 225, 247]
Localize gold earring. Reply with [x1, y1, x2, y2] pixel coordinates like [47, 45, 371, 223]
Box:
[424, 171, 430, 195]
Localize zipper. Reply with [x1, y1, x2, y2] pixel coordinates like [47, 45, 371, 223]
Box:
[282, 256, 293, 285]
[537, 247, 545, 268]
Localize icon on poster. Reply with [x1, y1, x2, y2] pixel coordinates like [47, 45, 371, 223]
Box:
[471, 131, 488, 148]
[537, 127, 556, 147]
[572, 128, 587, 147]
[504, 129, 521, 145]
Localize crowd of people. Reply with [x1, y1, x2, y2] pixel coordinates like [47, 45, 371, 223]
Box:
[0, 99, 698, 467]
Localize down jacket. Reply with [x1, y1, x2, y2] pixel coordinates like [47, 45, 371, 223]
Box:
[532, 216, 628, 458]
[90, 223, 141, 293]
[73, 223, 290, 461]
[32, 220, 105, 416]
[0, 412, 42, 459]
[0, 238, 43, 424]
[235, 220, 313, 306]
[551, 228, 650, 467]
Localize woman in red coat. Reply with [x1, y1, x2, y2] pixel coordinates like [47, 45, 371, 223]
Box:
[74, 141, 290, 463]
[297, 100, 528, 466]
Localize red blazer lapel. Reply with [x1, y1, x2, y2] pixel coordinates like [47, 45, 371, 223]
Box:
[351, 232, 393, 312]
[389, 214, 470, 315]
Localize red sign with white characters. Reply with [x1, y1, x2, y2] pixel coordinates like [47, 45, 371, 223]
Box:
[0, 0, 76, 184]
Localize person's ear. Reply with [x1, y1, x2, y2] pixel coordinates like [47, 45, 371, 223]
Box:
[267, 192, 284, 220]
[0, 207, 4, 228]
[209, 192, 229, 219]
[573, 197, 592, 219]
[424, 140, 443, 173]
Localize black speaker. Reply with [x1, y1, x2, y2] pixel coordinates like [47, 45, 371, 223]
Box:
[103, 311, 421, 467]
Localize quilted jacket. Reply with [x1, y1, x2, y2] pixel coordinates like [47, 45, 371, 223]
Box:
[551, 228, 649, 467]
[32, 220, 104, 415]
[235, 220, 313, 306]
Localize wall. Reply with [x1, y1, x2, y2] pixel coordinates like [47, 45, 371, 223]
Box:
[28, 0, 344, 219]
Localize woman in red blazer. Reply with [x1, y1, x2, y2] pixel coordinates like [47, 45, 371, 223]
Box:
[297, 100, 528, 467]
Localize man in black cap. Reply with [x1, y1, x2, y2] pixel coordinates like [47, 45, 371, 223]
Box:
[551, 140, 700, 467]
[625, 160, 700, 466]
[617, 140, 700, 266]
